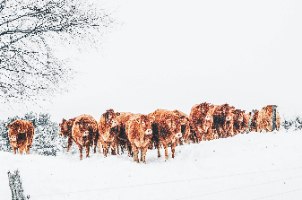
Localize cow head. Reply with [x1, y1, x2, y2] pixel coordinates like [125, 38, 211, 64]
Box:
[59, 118, 73, 137]
[233, 110, 244, 122]
[164, 116, 182, 139]
[9, 135, 17, 142]
[130, 115, 153, 148]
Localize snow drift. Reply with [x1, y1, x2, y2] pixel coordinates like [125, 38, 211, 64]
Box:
[1, 131, 302, 200]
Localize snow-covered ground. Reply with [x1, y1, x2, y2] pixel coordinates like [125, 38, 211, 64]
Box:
[1, 131, 302, 200]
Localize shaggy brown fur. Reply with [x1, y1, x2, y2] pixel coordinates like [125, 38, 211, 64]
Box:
[213, 104, 235, 138]
[189, 102, 216, 142]
[59, 118, 76, 152]
[250, 110, 260, 132]
[8, 120, 34, 154]
[72, 115, 98, 160]
[257, 105, 281, 132]
[173, 110, 191, 144]
[232, 109, 247, 134]
[116, 112, 134, 156]
[149, 109, 182, 160]
[126, 114, 153, 163]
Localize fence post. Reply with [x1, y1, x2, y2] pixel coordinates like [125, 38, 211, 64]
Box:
[7, 170, 29, 200]
[272, 105, 277, 131]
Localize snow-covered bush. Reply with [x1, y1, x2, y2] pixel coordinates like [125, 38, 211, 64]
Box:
[0, 113, 64, 156]
[282, 116, 302, 131]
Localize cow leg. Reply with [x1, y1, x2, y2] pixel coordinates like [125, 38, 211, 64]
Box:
[157, 142, 161, 158]
[78, 145, 83, 160]
[67, 137, 73, 152]
[111, 145, 117, 155]
[85, 145, 90, 158]
[132, 146, 139, 163]
[97, 141, 103, 154]
[171, 143, 176, 159]
[127, 144, 133, 157]
[141, 147, 148, 163]
[164, 145, 169, 160]
[26, 146, 30, 154]
[93, 138, 97, 154]
[13, 148, 17, 154]
[116, 143, 120, 155]
[102, 143, 109, 157]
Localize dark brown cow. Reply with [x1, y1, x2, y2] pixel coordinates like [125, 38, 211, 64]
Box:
[59, 118, 76, 152]
[115, 112, 134, 156]
[173, 110, 191, 144]
[149, 109, 182, 160]
[189, 103, 216, 142]
[8, 120, 34, 154]
[72, 115, 98, 160]
[126, 114, 153, 163]
[213, 104, 235, 138]
[232, 109, 247, 134]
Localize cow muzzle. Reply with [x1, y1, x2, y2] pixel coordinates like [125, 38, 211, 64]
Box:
[83, 131, 89, 137]
[10, 136, 17, 142]
[145, 129, 152, 135]
[226, 116, 232, 121]
[175, 132, 182, 139]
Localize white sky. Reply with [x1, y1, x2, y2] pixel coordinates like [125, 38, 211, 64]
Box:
[2, 0, 302, 121]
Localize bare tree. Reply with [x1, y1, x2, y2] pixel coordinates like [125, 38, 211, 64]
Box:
[0, 0, 113, 102]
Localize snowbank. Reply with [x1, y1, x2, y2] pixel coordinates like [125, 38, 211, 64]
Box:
[1, 131, 302, 200]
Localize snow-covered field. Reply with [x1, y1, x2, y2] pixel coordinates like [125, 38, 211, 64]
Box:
[1, 131, 302, 200]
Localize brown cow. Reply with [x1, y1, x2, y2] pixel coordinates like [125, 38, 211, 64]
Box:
[233, 109, 248, 134]
[173, 110, 191, 144]
[59, 118, 76, 152]
[250, 110, 260, 132]
[149, 109, 182, 160]
[8, 120, 34, 154]
[258, 105, 281, 132]
[213, 104, 235, 138]
[126, 114, 153, 163]
[116, 112, 134, 156]
[98, 109, 136, 157]
[72, 115, 98, 160]
[189, 103, 216, 142]
[242, 111, 251, 133]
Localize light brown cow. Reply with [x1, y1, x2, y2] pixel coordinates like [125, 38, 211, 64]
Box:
[149, 109, 182, 160]
[8, 120, 34, 154]
[98, 109, 135, 157]
[59, 118, 76, 152]
[232, 109, 250, 134]
[173, 110, 191, 144]
[258, 105, 281, 132]
[189, 103, 216, 142]
[126, 114, 153, 163]
[250, 110, 260, 132]
[72, 115, 98, 160]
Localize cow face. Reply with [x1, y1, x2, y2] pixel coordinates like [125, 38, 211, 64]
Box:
[8, 121, 23, 134]
[164, 117, 182, 138]
[225, 110, 234, 121]
[141, 115, 153, 136]
[59, 119, 70, 137]
[9, 135, 17, 142]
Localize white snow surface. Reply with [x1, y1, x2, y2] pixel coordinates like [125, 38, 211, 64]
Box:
[1, 131, 302, 200]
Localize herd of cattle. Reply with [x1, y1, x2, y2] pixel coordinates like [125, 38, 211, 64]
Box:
[7, 103, 281, 162]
